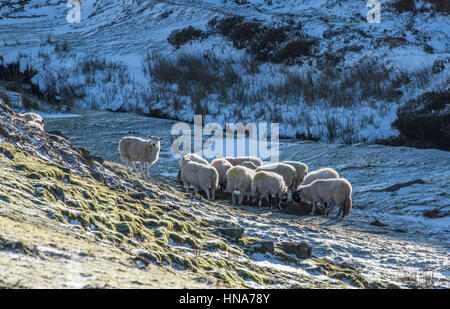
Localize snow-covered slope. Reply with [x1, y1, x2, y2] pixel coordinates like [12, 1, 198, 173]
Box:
[0, 0, 449, 143]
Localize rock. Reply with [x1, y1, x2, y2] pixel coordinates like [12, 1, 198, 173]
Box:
[422, 208, 448, 219]
[278, 241, 312, 259]
[26, 173, 41, 180]
[48, 186, 66, 203]
[217, 227, 245, 239]
[260, 241, 275, 254]
[129, 192, 148, 201]
[370, 219, 388, 227]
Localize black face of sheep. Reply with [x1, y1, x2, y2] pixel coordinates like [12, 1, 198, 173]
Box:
[292, 190, 302, 203]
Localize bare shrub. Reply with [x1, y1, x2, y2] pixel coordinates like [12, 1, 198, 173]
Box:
[393, 90, 450, 151]
[167, 26, 205, 48]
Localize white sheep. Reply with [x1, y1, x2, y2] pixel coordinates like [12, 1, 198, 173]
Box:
[255, 162, 297, 191]
[225, 165, 255, 206]
[251, 171, 289, 210]
[178, 153, 209, 182]
[240, 161, 258, 170]
[118, 135, 163, 178]
[180, 160, 218, 200]
[283, 161, 308, 190]
[302, 167, 339, 185]
[20, 112, 46, 131]
[211, 158, 233, 190]
[294, 178, 352, 218]
[299, 167, 339, 213]
[225, 156, 262, 167]
[179, 153, 209, 169]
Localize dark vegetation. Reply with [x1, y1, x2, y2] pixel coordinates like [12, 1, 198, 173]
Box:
[393, 90, 450, 151]
[167, 26, 205, 49]
[393, 0, 449, 14]
[167, 16, 318, 64]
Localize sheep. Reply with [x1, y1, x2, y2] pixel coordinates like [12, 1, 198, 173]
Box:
[225, 156, 262, 167]
[179, 153, 209, 169]
[302, 167, 339, 185]
[20, 112, 45, 130]
[211, 158, 233, 191]
[283, 161, 308, 190]
[118, 135, 163, 178]
[180, 160, 218, 200]
[293, 178, 352, 218]
[251, 171, 288, 210]
[178, 153, 209, 182]
[225, 165, 255, 206]
[299, 167, 339, 213]
[240, 161, 258, 170]
[255, 162, 297, 191]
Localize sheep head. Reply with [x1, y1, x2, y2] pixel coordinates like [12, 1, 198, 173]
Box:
[148, 135, 163, 147]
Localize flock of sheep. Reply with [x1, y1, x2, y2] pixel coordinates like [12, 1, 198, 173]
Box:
[118, 136, 353, 219]
[17, 114, 352, 219]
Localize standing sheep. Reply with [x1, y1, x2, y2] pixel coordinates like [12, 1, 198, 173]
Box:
[211, 158, 233, 191]
[178, 153, 209, 182]
[283, 161, 308, 190]
[299, 167, 339, 213]
[118, 135, 163, 179]
[226, 166, 255, 206]
[294, 178, 352, 218]
[225, 156, 262, 167]
[180, 160, 218, 201]
[251, 171, 289, 210]
[255, 163, 297, 191]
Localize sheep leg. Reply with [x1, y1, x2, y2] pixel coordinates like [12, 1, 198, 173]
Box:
[232, 193, 236, 205]
[277, 196, 283, 211]
[310, 202, 317, 216]
[139, 162, 146, 178]
[336, 207, 343, 219]
[238, 192, 243, 206]
[205, 188, 211, 200]
[258, 197, 263, 208]
[211, 189, 215, 201]
[194, 187, 198, 195]
[324, 203, 329, 217]
[131, 162, 137, 172]
[147, 163, 152, 179]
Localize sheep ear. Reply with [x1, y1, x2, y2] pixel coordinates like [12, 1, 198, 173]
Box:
[158, 137, 163, 141]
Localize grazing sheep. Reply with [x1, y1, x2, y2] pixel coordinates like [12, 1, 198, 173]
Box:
[225, 156, 262, 167]
[294, 178, 352, 218]
[178, 153, 209, 182]
[251, 171, 288, 210]
[240, 161, 258, 170]
[283, 161, 308, 190]
[226, 166, 255, 206]
[211, 158, 233, 190]
[255, 163, 297, 191]
[20, 112, 46, 130]
[180, 160, 218, 200]
[118, 135, 163, 178]
[302, 167, 339, 185]
[179, 153, 209, 168]
[300, 168, 339, 212]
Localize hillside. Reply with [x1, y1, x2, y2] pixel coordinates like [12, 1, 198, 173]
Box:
[1, 99, 449, 288]
[0, 0, 448, 146]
